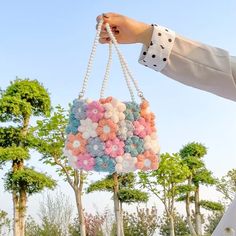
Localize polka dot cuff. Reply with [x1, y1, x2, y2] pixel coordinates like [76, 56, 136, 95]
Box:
[138, 24, 176, 72]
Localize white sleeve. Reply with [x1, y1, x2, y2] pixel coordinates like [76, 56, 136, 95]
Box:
[138, 25, 236, 102]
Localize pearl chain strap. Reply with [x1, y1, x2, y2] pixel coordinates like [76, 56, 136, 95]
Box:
[79, 18, 145, 102]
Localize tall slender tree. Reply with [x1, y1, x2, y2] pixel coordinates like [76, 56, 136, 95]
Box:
[87, 172, 149, 236]
[179, 142, 217, 236]
[33, 105, 87, 236]
[0, 79, 56, 236]
[138, 153, 190, 236]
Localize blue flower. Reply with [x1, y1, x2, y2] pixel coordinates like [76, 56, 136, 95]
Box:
[66, 112, 80, 134]
[125, 136, 144, 157]
[94, 155, 116, 173]
[86, 137, 105, 157]
[71, 99, 87, 120]
[124, 102, 140, 121]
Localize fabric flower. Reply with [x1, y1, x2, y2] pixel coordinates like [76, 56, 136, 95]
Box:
[99, 96, 113, 105]
[94, 155, 116, 173]
[115, 153, 137, 173]
[86, 137, 105, 157]
[86, 101, 105, 122]
[105, 137, 124, 158]
[133, 117, 152, 138]
[66, 112, 80, 135]
[63, 148, 78, 169]
[103, 97, 126, 123]
[76, 153, 95, 171]
[136, 150, 158, 171]
[78, 118, 98, 139]
[124, 102, 140, 121]
[71, 99, 87, 120]
[117, 120, 134, 140]
[144, 132, 160, 154]
[140, 100, 156, 132]
[66, 133, 87, 156]
[96, 118, 117, 141]
[125, 136, 144, 157]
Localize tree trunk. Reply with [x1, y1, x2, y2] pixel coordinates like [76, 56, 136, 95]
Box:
[19, 188, 27, 236]
[185, 182, 197, 236]
[195, 185, 202, 235]
[13, 191, 20, 236]
[74, 171, 86, 236]
[169, 215, 175, 236]
[113, 172, 122, 236]
[13, 159, 27, 236]
[120, 201, 124, 236]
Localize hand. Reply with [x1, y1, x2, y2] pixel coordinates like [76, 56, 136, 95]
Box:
[96, 13, 153, 46]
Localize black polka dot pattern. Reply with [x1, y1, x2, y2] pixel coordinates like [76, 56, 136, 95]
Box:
[138, 24, 175, 72]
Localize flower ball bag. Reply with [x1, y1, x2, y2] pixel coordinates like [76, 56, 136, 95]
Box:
[64, 19, 160, 174]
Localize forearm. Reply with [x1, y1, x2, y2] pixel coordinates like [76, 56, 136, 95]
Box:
[139, 25, 236, 101]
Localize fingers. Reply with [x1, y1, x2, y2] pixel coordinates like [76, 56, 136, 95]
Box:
[99, 37, 111, 44]
[96, 13, 121, 44]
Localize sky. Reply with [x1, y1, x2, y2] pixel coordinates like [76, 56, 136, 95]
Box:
[0, 0, 236, 225]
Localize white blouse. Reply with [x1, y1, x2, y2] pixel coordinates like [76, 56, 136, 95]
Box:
[138, 25, 236, 102]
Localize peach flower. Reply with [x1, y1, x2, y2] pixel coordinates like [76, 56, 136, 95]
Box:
[96, 118, 118, 141]
[66, 133, 87, 156]
[136, 150, 158, 171]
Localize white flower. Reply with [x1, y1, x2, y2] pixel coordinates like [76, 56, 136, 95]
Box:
[144, 132, 160, 154]
[115, 153, 137, 173]
[78, 118, 98, 139]
[117, 120, 134, 140]
[63, 148, 77, 169]
[104, 98, 126, 123]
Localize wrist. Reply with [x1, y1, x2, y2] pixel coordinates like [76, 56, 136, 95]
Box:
[136, 23, 153, 47]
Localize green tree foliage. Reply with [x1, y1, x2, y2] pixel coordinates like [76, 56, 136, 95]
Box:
[0, 210, 11, 236]
[204, 211, 224, 235]
[216, 168, 236, 203]
[159, 211, 190, 236]
[87, 173, 149, 204]
[179, 142, 217, 235]
[139, 153, 190, 236]
[33, 105, 87, 236]
[25, 191, 73, 236]
[0, 79, 55, 236]
[123, 206, 158, 236]
[87, 173, 148, 236]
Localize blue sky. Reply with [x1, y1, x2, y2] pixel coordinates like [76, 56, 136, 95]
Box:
[1, 0, 236, 221]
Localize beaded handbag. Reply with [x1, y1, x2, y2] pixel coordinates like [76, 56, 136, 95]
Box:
[64, 19, 160, 174]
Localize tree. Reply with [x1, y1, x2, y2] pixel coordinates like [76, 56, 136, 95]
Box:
[87, 172, 149, 236]
[123, 206, 158, 236]
[25, 191, 73, 236]
[0, 79, 56, 236]
[204, 211, 224, 235]
[216, 169, 236, 204]
[69, 212, 105, 236]
[139, 153, 190, 236]
[0, 210, 11, 236]
[179, 142, 217, 236]
[33, 106, 87, 236]
[159, 211, 190, 236]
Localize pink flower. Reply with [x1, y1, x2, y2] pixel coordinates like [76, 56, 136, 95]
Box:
[133, 117, 152, 138]
[76, 153, 95, 171]
[105, 137, 124, 158]
[86, 101, 104, 122]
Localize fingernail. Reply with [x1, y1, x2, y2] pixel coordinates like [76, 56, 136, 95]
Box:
[102, 13, 109, 18]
